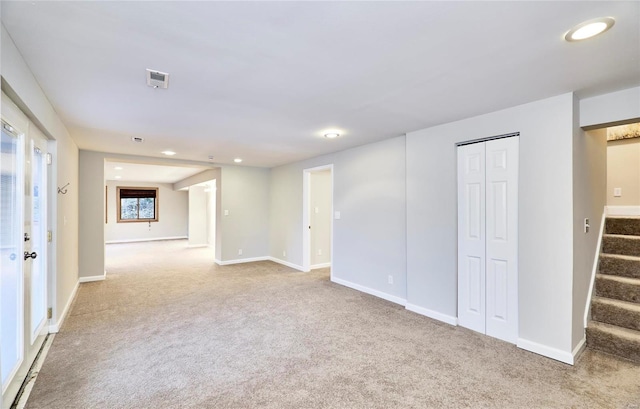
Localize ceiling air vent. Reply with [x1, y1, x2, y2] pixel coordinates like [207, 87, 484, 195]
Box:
[146, 69, 169, 89]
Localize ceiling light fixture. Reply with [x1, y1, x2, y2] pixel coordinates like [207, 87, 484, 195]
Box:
[234, 158, 243, 163]
[114, 166, 123, 170]
[114, 176, 122, 179]
[565, 17, 615, 42]
[161, 150, 177, 156]
[324, 132, 340, 139]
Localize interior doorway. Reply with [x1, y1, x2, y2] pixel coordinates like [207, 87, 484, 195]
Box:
[302, 165, 333, 273]
[457, 135, 519, 344]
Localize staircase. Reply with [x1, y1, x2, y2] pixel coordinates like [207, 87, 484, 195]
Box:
[586, 217, 640, 363]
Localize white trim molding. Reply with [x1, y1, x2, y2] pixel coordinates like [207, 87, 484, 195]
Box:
[331, 277, 407, 306]
[310, 262, 331, 270]
[79, 270, 106, 283]
[268, 257, 306, 272]
[585, 212, 606, 326]
[572, 337, 587, 363]
[215, 256, 269, 266]
[516, 338, 574, 365]
[405, 303, 458, 326]
[49, 280, 79, 333]
[606, 206, 640, 216]
[105, 236, 188, 244]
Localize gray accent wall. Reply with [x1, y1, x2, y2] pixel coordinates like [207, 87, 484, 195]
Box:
[406, 93, 576, 357]
[2, 23, 80, 325]
[572, 123, 607, 350]
[105, 181, 188, 243]
[270, 136, 407, 300]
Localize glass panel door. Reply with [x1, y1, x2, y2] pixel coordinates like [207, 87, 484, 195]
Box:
[0, 122, 25, 394]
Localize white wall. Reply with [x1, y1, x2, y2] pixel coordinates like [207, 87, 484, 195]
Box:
[2, 23, 79, 328]
[270, 136, 407, 302]
[310, 170, 332, 267]
[580, 86, 640, 129]
[218, 166, 270, 262]
[572, 124, 607, 352]
[406, 93, 575, 362]
[606, 138, 640, 206]
[105, 181, 188, 243]
[188, 185, 208, 247]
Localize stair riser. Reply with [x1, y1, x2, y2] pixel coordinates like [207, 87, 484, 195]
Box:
[586, 327, 640, 363]
[602, 236, 640, 257]
[607, 218, 640, 236]
[599, 256, 640, 279]
[595, 277, 640, 304]
[591, 302, 640, 331]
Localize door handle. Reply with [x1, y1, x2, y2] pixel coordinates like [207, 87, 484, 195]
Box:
[24, 251, 37, 260]
[24, 232, 30, 242]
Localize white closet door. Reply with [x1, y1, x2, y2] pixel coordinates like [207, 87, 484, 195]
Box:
[457, 142, 486, 334]
[485, 137, 518, 343]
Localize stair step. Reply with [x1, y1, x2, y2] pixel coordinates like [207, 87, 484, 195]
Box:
[602, 234, 640, 257]
[586, 321, 640, 363]
[595, 274, 640, 304]
[606, 217, 640, 236]
[591, 296, 640, 331]
[599, 254, 640, 279]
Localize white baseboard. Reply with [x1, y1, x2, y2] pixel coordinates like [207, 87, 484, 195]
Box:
[405, 303, 458, 326]
[79, 270, 106, 283]
[310, 262, 331, 270]
[105, 236, 188, 244]
[49, 280, 79, 333]
[572, 337, 586, 362]
[606, 206, 640, 216]
[517, 338, 574, 365]
[215, 256, 269, 266]
[268, 257, 306, 271]
[331, 277, 407, 306]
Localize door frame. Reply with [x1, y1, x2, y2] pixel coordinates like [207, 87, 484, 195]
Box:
[302, 164, 334, 274]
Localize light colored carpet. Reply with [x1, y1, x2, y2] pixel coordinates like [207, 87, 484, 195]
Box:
[25, 240, 640, 408]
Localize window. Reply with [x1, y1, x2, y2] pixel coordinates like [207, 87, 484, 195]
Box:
[116, 187, 159, 223]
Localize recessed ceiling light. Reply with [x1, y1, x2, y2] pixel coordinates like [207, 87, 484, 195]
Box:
[324, 133, 340, 139]
[234, 158, 243, 163]
[114, 166, 123, 170]
[114, 176, 122, 179]
[565, 17, 615, 42]
[161, 150, 177, 156]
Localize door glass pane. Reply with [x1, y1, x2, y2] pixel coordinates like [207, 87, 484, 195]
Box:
[0, 127, 23, 388]
[30, 147, 46, 341]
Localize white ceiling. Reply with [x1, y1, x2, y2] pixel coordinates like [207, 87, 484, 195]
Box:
[2, 2, 639, 168]
[104, 160, 207, 183]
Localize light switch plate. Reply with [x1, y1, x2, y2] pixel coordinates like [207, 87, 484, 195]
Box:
[334, 211, 341, 220]
[614, 188, 622, 197]
[224, 209, 229, 216]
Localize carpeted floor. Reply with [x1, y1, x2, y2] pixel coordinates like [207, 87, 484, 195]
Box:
[25, 240, 640, 408]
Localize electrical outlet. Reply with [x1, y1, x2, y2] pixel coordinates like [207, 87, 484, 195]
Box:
[283, 250, 286, 257]
[318, 249, 322, 256]
[614, 188, 622, 197]
[224, 209, 229, 216]
[238, 249, 243, 256]
[388, 275, 393, 285]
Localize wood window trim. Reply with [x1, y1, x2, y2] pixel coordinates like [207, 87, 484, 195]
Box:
[116, 186, 159, 223]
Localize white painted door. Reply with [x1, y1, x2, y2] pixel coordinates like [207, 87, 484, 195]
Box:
[457, 142, 486, 334]
[484, 137, 518, 343]
[1, 99, 49, 409]
[457, 137, 518, 344]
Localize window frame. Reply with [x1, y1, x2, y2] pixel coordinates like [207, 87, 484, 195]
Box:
[116, 186, 159, 223]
